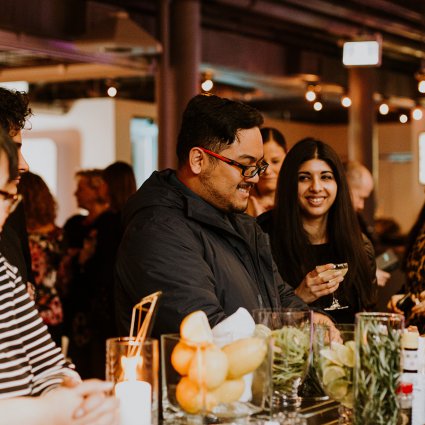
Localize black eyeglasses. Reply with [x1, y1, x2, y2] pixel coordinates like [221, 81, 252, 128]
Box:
[0, 190, 22, 213]
[198, 147, 269, 178]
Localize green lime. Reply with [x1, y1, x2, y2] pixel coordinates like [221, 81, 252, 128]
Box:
[322, 365, 345, 385]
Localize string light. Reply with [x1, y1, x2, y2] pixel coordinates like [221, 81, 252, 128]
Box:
[313, 101, 323, 111]
[201, 79, 214, 92]
[399, 114, 408, 124]
[341, 96, 352, 108]
[305, 85, 316, 102]
[412, 107, 423, 121]
[379, 102, 389, 115]
[107, 86, 117, 97]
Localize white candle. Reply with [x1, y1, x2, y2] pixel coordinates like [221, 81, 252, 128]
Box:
[115, 380, 152, 425]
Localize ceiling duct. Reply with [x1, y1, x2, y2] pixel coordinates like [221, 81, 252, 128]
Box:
[75, 11, 162, 56]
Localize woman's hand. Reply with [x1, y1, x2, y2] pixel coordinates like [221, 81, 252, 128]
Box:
[295, 263, 344, 304]
[387, 294, 407, 315]
[44, 380, 119, 425]
[411, 291, 425, 317]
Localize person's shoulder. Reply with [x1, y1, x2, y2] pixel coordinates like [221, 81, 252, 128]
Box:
[256, 209, 274, 234]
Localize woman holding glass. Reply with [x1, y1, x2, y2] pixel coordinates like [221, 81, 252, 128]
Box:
[258, 138, 377, 323]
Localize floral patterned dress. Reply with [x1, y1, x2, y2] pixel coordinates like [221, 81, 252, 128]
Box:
[28, 227, 64, 329]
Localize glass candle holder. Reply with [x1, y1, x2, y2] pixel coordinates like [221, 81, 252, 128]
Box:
[161, 333, 272, 424]
[354, 313, 404, 425]
[106, 337, 159, 425]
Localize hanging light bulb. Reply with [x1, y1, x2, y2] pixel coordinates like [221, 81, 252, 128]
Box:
[412, 107, 423, 121]
[305, 85, 316, 102]
[379, 102, 389, 115]
[201, 79, 214, 92]
[341, 95, 352, 108]
[313, 101, 323, 111]
[418, 80, 425, 94]
[399, 114, 408, 124]
[107, 86, 117, 97]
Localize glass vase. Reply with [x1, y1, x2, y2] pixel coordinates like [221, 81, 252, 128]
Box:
[353, 313, 404, 425]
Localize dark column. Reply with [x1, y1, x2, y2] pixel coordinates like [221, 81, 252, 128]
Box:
[157, 0, 200, 169]
[348, 68, 377, 224]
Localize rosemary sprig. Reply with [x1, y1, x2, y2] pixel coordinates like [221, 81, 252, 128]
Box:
[354, 320, 401, 425]
[271, 326, 310, 395]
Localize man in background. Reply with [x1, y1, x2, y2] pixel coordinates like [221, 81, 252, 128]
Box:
[344, 160, 390, 287]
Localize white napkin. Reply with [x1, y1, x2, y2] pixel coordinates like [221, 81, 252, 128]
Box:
[212, 307, 255, 347]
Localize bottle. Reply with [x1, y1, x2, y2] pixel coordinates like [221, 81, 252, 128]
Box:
[402, 330, 419, 375]
[397, 382, 413, 425]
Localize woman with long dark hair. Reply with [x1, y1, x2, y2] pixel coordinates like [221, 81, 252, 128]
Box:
[258, 138, 377, 322]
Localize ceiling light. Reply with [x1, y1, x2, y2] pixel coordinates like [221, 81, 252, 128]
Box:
[107, 86, 117, 97]
[412, 107, 423, 121]
[305, 85, 316, 102]
[313, 101, 323, 111]
[379, 102, 389, 115]
[342, 34, 382, 67]
[399, 114, 408, 124]
[201, 79, 214, 92]
[341, 95, 352, 108]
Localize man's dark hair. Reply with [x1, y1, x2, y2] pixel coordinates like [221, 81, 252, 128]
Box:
[0, 87, 32, 134]
[176, 94, 263, 166]
[0, 127, 18, 181]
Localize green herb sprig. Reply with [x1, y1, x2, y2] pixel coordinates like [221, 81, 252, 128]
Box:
[354, 320, 401, 425]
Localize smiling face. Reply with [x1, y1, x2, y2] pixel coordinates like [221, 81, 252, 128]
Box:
[197, 127, 264, 213]
[297, 158, 337, 220]
[256, 139, 286, 196]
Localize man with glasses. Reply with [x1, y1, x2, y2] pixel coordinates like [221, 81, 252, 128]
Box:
[115, 94, 310, 337]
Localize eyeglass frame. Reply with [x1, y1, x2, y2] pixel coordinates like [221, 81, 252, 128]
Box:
[198, 147, 269, 178]
[0, 190, 22, 213]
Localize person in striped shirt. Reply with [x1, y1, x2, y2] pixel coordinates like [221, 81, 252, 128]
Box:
[0, 130, 119, 424]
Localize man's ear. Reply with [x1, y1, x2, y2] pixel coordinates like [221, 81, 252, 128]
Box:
[188, 147, 206, 175]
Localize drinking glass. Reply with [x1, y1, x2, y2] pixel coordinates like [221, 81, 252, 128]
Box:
[322, 263, 349, 311]
[314, 323, 355, 424]
[252, 308, 312, 412]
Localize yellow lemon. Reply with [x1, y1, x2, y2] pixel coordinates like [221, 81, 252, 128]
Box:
[188, 345, 228, 390]
[180, 311, 213, 345]
[176, 377, 217, 414]
[171, 341, 196, 375]
[222, 337, 267, 379]
[212, 378, 245, 404]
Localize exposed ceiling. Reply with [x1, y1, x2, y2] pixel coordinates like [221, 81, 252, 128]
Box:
[0, 0, 423, 123]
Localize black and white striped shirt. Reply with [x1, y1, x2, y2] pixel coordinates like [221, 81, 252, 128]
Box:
[0, 254, 79, 399]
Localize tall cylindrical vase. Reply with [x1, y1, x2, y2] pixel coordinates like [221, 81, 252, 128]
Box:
[354, 313, 404, 425]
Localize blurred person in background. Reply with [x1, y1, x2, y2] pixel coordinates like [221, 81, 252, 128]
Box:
[344, 160, 391, 287]
[258, 138, 377, 324]
[103, 161, 137, 214]
[246, 127, 287, 216]
[18, 172, 64, 346]
[388, 201, 425, 332]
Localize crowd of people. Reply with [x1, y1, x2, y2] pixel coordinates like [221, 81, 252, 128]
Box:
[0, 85, 423, 424]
